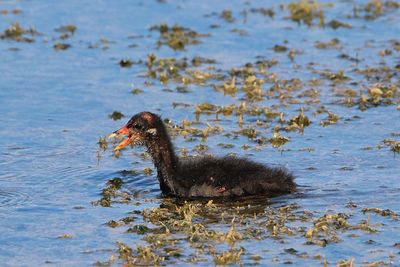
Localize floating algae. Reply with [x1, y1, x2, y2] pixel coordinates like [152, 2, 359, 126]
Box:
[109, 111, 125, 121]
[287, 1, 325, 27]
[53, 43, 71, 50]
[320, 112, 340, 127]
[54, 24, 77, 39]
[150, 24, 210, 50]
[286, 108, 311, 133]
[0, 22, 37, 42]
[269, 132, 290, 147]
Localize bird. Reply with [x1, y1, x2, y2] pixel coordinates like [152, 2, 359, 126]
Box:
[109, 111, 296, 198]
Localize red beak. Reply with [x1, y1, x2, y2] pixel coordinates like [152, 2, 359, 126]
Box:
[108, 125, 133, 151]
[114, 125, 129, 136]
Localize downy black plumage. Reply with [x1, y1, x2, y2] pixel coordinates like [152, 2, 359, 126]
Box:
[110, 111, 296, 198]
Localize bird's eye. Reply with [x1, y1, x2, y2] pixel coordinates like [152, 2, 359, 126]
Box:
[133, 123, 143, 130]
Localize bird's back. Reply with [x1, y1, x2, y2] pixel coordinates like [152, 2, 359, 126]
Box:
[175, 155, 295, 198]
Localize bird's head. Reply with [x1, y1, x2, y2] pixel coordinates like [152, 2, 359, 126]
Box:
[109, 111, 160, 151]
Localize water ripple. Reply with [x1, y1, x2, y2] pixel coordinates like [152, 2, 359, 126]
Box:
[0, 188, 30, 207]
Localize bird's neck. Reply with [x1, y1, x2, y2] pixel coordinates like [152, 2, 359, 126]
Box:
[146, 133, 179, 194]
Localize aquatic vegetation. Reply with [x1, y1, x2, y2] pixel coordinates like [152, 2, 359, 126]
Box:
[55, 24, 76, 34]
[220, 9, 235, 23]
[287, 0, 325, 27]
[273, 44, 288, 53]
[131, 87, 143, 94]
[391, 142, 400, 154]
[119, 59, 133, 68]
[354, 0, 400, 20]
[92, 178, 126, 207]
[116, 242, 165, 266]
[144, 54, 218, 85]
[269, 132, 290, 147]
[87, 38, 112, 50]
[213, 247, 243, 265]
[250, 7, 275, 17]
[320, 70, 349, 82]
[0, 9, 22, 15]
[97, 136, 108, 163]
[359, 84, 397, 110]
[287, 108, 311, 133]
[382, 139, 400, 154]
[57, 234, 73, 239]
[55, 24, 77, 39]
[143, 167, 153, 175]
[109, 111, 124, 121]
[333, 81, 398, 111]
[320, 112, 340, 127]
[362, 207, 398, 219]
[150, 24, 209, 50]
[315, 38, 341, 49]
[0, 22, 37, 42]
[327, 19, 351, 29]
[94, 179, 397, 265]
[336, 258, 354, 267]
[305, 213, 348, 245]
[53, 43, 71, 50]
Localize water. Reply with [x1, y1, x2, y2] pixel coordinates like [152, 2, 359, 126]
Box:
[0, 0, 399, 266]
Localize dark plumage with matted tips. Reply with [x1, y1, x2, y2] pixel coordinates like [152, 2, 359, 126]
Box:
[110, 111, 296, 198]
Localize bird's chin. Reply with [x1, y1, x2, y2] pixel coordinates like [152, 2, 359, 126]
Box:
[113, 135, 145, 151]
[108, 125, 135, 151]
[114, 136, 135, 151]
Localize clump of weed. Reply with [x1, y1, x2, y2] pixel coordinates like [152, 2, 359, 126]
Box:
[305, 213, 349, 246]
[336, 258, 355, 267]
[287, 1, 325, 27]
[286, 108, 311, 133]
[355, 0, 400, 20]
[327, 19, 352, 29]
[0, 9, 22, 15]
[220, 9, 235, 23]
[213, 247, 244, 265]
[109, 111, 125, 121]
[269, 132, 289, 147]
[315, 38, 340, 49]
[92, 178, 128, 207]
[273, 44, 288, 53]
[119, 59, 133, 68]
[362, 207, 398, 219]
[117, 242, 165, 266]
[320, 70, 349, 82]
[320, 112, 340, 126]
[150, 24, 209, 50]
[250, 7, 275, 17]
[97, 136, 108, 163]
[55, 24, 77, 39]
[359, 84, 397, 110]
[382, 139, 400, 154]
[0, 22, 37, 42]
[145, 54, 217, 86]
[57, 234, 73, 239]
[53, 43, 71, 50]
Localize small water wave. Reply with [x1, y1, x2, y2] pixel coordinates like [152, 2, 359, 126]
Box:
[0, 188, 30, 207]
[0, 146, 29, 166]
[49, 166, 99, 185]
[114, 170, 160, 197]
[0, 172, 18, 181]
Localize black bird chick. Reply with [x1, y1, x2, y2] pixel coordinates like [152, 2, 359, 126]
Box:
[109, 112, 296, 198]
